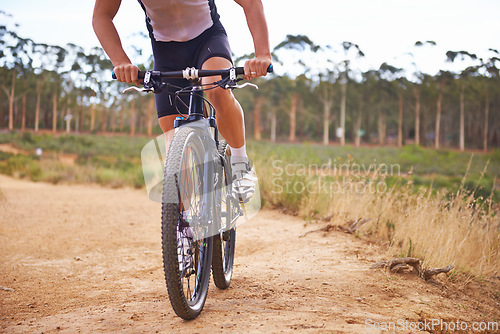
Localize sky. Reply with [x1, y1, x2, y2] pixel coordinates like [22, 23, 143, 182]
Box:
[2, 0, 499, 77]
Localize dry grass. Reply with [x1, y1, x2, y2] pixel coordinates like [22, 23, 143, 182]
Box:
[310, 183, 499, 277]
[259, 160, 499, 278]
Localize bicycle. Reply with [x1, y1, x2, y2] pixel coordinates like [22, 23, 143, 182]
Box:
[116, 65, 272, 320]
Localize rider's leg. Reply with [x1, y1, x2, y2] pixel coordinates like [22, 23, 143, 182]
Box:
[158, 114, 177, 133]
[202, 57, 256, 203]
[201, 57, 246, 151]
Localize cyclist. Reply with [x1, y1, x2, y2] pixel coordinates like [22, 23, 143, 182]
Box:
[92, 0, 272, 203]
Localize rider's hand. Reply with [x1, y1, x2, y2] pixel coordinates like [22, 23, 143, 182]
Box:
[244, 56, 272, 80]
[113, 63, 140, 84]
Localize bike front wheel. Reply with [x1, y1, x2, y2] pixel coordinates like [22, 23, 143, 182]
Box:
[161, 127, 213, 320]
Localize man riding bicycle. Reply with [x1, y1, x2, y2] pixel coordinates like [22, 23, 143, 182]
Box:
[92, 0, 272, 203]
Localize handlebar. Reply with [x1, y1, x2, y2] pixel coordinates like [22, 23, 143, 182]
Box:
[112, 65, 273, 81]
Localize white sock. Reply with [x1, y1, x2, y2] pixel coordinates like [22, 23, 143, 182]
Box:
[229, 144, 247, 162]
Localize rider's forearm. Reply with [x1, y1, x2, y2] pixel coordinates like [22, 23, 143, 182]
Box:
[92, 3, 131, 66]
[236, 0, 271, 59]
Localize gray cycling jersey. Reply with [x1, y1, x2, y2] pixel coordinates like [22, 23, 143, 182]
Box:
[138, 0, 220, 42]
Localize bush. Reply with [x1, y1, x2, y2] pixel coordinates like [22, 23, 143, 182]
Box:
[0, 154, 41, 180]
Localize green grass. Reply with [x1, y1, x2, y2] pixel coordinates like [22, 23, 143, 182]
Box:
[0, 132, 146, 188]
[1, 131, 150, 157]
[1, 132, 499, 202]
[247, 141, 500, 205]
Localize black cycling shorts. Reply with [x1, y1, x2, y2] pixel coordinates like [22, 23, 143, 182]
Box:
[151, 21, 233, 118]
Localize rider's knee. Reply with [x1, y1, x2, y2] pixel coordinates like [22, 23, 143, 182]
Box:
[205, 86, 234, 108]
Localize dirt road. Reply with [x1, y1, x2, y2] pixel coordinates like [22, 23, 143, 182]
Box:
[0, 175, 499, 333]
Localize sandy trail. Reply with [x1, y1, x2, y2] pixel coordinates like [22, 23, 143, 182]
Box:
[0, 175, 498, 333]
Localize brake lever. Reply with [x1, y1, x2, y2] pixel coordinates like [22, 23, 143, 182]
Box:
[225, 82, 259, 90]
[122, 70, 164, 94]
[122, 86, 154, 94]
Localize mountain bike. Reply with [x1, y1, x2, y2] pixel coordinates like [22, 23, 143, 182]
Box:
[116, 65, 272, 320]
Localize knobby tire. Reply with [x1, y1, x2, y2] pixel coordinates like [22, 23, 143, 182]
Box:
[211, 140, 237, 289]
[161, 127, 213, 320]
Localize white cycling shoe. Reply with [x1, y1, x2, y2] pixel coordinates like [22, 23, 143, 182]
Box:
[231, 157, 257, 203]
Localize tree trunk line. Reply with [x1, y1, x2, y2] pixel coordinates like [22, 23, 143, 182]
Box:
[289, 93, 298, 142]
[253, 96, 264, 140]
[339, 78, 347, 146]
[413, 86, 421, 146]
[435, 80, 444, 149]
[355, 99, 363, 147]
[459, 82, 465, 152]
[398, 93, 403, 147]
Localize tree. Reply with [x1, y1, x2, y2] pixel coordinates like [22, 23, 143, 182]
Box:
[446, 50, 479, 151]
[234, 53, 276, 141]
[339, 42, 365, 146]
[288, 75, 310, 142]
[478, 50, 499, 151]
[316, 72, 336, 145]
[406, 41, 437, 145]
[273, 35, 320, 143]
[52, 86, 58, 133]
[0, 25, 36, 131]
[352, 75, 367, 147]
[34, 70, 49, 131]
[146, 95, 155, 136]
[251, 77, 273, 141]
[265, 76, 290, 142]
[379, 63, 406, 147]
[433, 71, 454, 149]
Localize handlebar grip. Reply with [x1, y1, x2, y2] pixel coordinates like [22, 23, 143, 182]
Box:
[235, 64, 274, 76]
[235, 68, 245, 76]
[111, 71, 146, 80]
